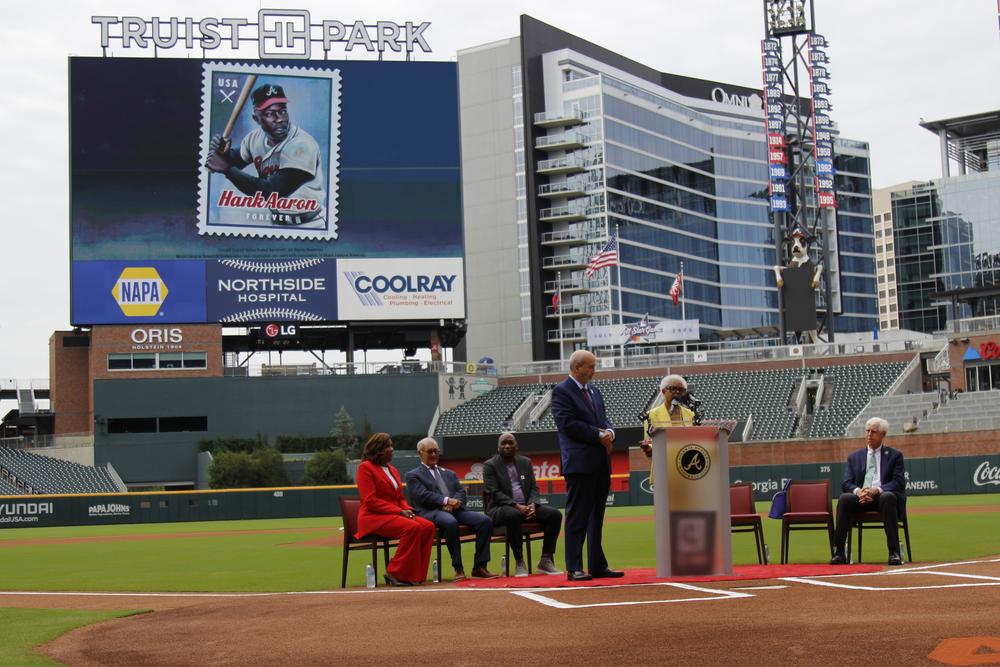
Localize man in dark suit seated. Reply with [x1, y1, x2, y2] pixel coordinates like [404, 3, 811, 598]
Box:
[483, 431, 563, 577]
[830, 417, 907, 566]
[550, 349, 624, 582]
[405, 437, 498, 581]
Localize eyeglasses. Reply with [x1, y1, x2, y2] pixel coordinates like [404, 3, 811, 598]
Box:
[423, 449, 440, 454]
[665, 386, 685, 392]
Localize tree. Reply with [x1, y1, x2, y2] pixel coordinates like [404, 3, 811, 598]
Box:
[331, 405, 360, 458]
[208, 447, 290, 489]
[301, 449, 351, 486]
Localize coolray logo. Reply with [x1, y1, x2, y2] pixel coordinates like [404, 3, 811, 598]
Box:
[346, 272, 457, 306]
[112, 267, 169, 317]
[973, 461, 1000, 487]
[88, 503, 130, 517]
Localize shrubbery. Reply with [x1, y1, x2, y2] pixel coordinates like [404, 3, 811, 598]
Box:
[301, 449, 351, 485]
[208, 447, 290, 489]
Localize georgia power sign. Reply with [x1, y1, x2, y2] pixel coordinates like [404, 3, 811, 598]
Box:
[337, 258, 464, 320]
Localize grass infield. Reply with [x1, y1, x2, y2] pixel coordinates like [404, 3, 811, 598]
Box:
[0, 608, 143, 666]
[0, 494, 996, 592]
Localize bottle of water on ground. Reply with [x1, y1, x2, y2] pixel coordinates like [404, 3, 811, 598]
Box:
[432, 559, 439, 583]
[365, 563, 376, 589]
[500, 555, 507, 577]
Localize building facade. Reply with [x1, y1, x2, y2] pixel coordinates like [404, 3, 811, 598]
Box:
[458, 16, 876, 365]
[890, 112, 1000, 335]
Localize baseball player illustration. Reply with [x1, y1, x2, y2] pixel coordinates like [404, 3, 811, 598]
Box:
[206, 83, 326, 228]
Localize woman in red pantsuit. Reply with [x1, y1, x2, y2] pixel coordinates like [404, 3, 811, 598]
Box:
[356, 432, 435, 586]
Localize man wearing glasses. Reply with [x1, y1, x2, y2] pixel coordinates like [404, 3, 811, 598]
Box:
[405, 437, 499, 581]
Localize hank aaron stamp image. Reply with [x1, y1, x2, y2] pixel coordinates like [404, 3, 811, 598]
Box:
[197, 63, 341, 240]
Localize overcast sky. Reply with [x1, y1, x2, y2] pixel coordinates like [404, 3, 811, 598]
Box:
[1, 0, 998, 381]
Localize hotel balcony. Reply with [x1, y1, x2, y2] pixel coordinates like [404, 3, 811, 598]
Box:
[535, 131, 587, 152]
[537, 180, 588, 199]
[539, 228, 608, 247]
[546, 301, 605, 318]
[536, 155, 588, 175]
[542, 254, 588, 270]
[533, 109, 587, 128]
[538, 205, 587, 223]
[544, 276, 609, 295]
[546, 327, 588, 343]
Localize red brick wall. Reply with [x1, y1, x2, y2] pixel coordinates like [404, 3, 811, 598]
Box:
[89, 324, 223, 382]
[49, 331, 92, 435]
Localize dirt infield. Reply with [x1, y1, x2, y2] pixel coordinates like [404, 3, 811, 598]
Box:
[13, 557, 1000, 665]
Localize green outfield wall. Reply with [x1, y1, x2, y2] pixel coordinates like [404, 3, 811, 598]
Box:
[2, 454, 997, 528]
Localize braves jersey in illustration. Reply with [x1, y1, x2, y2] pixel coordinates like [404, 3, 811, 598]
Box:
[238, 124, 326, 227]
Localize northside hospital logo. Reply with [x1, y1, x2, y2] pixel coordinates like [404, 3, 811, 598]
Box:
[112, 267, 169, 317]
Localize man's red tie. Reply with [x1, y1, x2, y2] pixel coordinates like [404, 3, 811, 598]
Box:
[582, 386, 596, 411]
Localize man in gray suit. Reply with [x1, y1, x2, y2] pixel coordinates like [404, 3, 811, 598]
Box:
[483, 432, 563, 577]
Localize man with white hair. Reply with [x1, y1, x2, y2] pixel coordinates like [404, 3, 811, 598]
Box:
[830, 417, 907, 566]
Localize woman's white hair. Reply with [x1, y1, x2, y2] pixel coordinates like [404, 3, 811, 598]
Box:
[659, 374, 687, 392]
[865, 417, 889, 434]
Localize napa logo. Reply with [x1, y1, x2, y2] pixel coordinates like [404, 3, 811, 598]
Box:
[112, 267, 169, 317]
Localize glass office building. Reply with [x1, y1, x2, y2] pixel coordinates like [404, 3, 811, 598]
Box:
[458, 16, 876, 364]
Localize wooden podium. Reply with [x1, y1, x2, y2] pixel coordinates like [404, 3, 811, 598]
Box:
[648, 423, 733, 577]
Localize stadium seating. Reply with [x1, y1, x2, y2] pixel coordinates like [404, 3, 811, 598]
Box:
[911, 389, 1000, 433]
[435, 384, 547, 436]
[0, 447, 122, 495]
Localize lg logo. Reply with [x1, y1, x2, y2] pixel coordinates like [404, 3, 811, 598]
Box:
[264, 324, 297, 338]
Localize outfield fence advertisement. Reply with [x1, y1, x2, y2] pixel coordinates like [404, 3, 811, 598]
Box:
[70, 57, 463, 325]
[3, 454, 996, 529]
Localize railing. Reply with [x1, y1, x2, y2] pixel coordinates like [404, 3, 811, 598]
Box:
[533, 109, 587, 125]
[497, 337, 944, 377]
[535, 131, 588, 149]
[929, 342, 951, 373]
[944, 314, 1000, 334]
[543, 276, 609, 292]
[540, 228, 607, 244]
[538, 204, 586, 220]
[537, 155, 588, 172]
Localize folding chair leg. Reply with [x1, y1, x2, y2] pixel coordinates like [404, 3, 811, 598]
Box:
[826, 522, 835, 561]
[754, 526, 764, 565]
[525, 537, 533, 573]
[372, 543, 380, 587]
[504, 538, 511, 577]
[781, 524, 788, 564]
[857, 524, 864, 563]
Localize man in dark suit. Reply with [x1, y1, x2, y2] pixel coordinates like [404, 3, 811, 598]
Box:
[405, 437, 498, 580]
[483, 431, 563, 577]
[831, 417, 907, 566]
[550, 349, 623, 581]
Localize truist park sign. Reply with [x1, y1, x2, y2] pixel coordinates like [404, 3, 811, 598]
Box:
[92, 11, 432, 59]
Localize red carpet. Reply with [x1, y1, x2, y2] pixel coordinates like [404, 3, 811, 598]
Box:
[455, 563, 883, 588]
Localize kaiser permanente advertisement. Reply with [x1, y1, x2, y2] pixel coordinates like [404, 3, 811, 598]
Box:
[69, 57, 463, 324]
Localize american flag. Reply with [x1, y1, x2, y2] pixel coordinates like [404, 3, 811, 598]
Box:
[585, 236, 618, 277]
[669, 271, 683, 306]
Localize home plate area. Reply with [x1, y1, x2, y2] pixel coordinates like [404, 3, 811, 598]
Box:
[462, 557, 1000, 609]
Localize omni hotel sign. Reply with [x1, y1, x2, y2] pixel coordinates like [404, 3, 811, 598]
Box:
[91, 11, 432, 59]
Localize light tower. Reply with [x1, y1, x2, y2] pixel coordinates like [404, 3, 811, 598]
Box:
[762, 0, 838, 342]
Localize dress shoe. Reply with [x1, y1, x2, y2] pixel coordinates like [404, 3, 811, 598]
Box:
[452, 569, 467, 582]
[591, 568, 625, 578]
[566, 570, 593, 582]
[471, 566, 499, 579]
[887, 553, 903, 566]
[383, 573, 411, 587]
[829, 551, 847, 565]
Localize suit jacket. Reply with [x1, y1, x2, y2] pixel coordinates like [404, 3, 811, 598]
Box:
[482, 454, 540, 515]
[404, 464, 467, 515]
[550, 377, 614, 475]
[842, 445, 906, 499]
[355, 459, 411, 538]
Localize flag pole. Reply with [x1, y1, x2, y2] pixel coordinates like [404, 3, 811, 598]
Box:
[615, 224, 624, 364]
[557, 271, 564, 366]
[680, 260, 687, 355]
